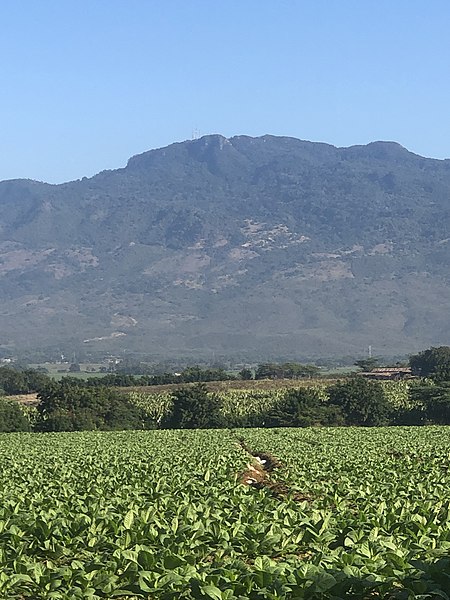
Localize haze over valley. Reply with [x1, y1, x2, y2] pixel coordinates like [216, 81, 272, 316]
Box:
[1, 134, 450, 360]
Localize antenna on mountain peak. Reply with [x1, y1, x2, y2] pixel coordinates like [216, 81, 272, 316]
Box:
[192, 128, 200, 140]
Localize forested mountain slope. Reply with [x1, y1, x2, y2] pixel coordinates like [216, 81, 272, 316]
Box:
[1, 134, 450, 359]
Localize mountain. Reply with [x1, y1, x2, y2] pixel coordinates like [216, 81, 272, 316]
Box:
[1, 134, 450, 361]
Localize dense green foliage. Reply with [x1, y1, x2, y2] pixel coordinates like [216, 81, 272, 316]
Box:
[0, 398, 30, 432]
[328, 378, 391, 426]
[1, 428, 450, 598]
[354, 357, 379, 372]
[163, 384, 224, 429]
[59, 366, 236, 389]
[36, 382, 145, 431]
[57, 363, 322, 389]
[125, 380, 446, 431]
[409, 383, 450, 425]
[0, 366, 50, 395]
[238, 368, 253, 380]
[4, 373, 450, 432]
[6, 378, 445, 432]
[267, 388, 345, 427]
[410, 346, 450, 381]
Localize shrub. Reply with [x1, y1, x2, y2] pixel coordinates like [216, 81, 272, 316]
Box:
[268, 388, 345, 427]
[328, 377, 391, 426]
[164, 384, 224, 429]
[409, 383, 450, 425]
[410, 346, 450, 381]
[0, 399, 30, 432]
[36, 382, 145, 431]
[0, 367, 51, 395]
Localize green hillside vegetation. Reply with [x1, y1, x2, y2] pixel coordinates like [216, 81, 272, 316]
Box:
[1, 135, 450, 359]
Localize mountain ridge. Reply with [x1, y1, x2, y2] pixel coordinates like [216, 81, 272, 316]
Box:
[1, 134, 450, 360]
[4, 135, 445, 187]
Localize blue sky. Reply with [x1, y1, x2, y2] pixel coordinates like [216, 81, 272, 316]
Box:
[1, 0, 450, 183]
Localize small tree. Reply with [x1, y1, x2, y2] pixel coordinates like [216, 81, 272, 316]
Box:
[0, 399, 30, 432]
[0, 367, 50, 395]
[165, 384, 224, 429]
[409, 383, 450, 425]
[255, 363, 282, 380]
[239, 368, 253, 380]
[410, 346, 450, 381]
[354, 358, 379, 372]
[268, 388, 344, 428]
[36, 382, 144, 431]
[255, 362, 320, 380]
[328, 377, 390, 426]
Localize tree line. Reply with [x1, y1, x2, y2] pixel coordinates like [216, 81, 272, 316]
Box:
[2, 375, 450, 433]
[0, 362, 324, 394]
[1, 346, 450, 432]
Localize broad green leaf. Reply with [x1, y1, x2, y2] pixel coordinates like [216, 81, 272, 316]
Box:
[123, 509, 134, 530]
[202, 584, 223, 600]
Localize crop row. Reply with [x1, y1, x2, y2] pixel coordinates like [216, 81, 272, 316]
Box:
[1, 426, 449, 598]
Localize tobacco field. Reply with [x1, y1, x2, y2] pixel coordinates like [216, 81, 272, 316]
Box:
[1, 427, 450, 599]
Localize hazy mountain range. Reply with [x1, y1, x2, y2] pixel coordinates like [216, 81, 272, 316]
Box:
[1, 134, 450, 360]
